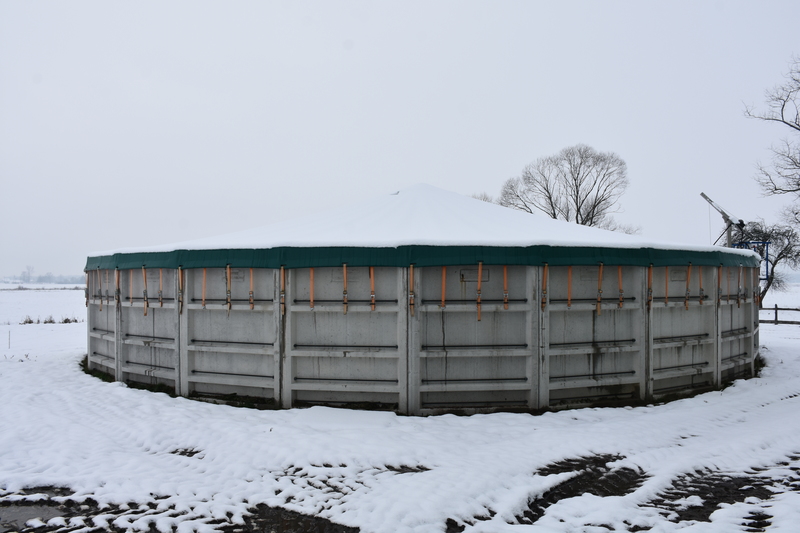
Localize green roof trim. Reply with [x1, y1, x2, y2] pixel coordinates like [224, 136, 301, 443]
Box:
[85, 245, 759, 271]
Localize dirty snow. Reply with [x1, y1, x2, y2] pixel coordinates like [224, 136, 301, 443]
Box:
[2, 286, 800, 532]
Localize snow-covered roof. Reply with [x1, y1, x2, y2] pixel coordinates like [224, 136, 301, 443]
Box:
[86, 184, 759, 269]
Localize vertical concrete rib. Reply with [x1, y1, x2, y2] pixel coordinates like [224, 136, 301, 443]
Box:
[538, 264, 550, 409]
[397, 267, 410, 414]
[525, 266, 539, 410]
[178, 269, 190, 397]
[281, 269, 293, 409]
[406, 267, 421, 414]
[643, 266, 653, 400]
[272, 268, 283, 406]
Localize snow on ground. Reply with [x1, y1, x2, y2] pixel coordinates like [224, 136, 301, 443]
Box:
[2, 287, 800, 532]
[761, 282, 800, 323]
[0, 284, 84, 325]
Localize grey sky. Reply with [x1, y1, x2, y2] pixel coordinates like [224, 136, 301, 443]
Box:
[1, 1, 797, 277]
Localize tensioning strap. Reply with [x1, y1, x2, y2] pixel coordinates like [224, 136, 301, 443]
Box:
[440, 266, 446, 309]
[226, 265, 232, 316]
[617, 265, 623, 309]
[115, 269, 120, 305]
[202, 268, 207, 309]
[409, 265, 415, 317]
[567, 265, 573, 309]
[476, 261, 483, 321]
[158, 269, 163, 307]
[250, 267, 255, 311]
[342, 264, 348, 315]
[503, 265, 509, 310]
[142, 267, 149, 316]
[698, 266, 704, 304]
[279, 267, 285, 315]
[178, 267, 184, 315]
[596, 263, 604, 316]
[309, 268, 315, 309]
[685, 264, 692, 310]
[540, 263, 548, 311]
[96, 269, 102, 311]
[369, 267, 376, 311]
[737, 266, 742, 308]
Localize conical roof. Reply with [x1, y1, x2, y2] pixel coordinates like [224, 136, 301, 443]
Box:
[86, 184, 758, 269]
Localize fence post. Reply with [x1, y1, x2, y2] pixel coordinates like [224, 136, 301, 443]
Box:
[775, 304, 778, 323]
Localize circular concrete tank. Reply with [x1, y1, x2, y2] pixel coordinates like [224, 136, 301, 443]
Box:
[85, 185, 760, 414]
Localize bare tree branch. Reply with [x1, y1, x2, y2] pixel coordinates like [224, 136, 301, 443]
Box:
[747, 56, 800, 198]
[732, 219, 800, 304]
[498, 144, 630, 231]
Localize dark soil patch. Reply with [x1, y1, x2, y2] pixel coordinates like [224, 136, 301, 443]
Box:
[516, 454, 647, 525]
[219, 504, 358, 533]
[646, 471, 775, 523]
[0, 488, 358, 533]
[447, 454, 646, 530]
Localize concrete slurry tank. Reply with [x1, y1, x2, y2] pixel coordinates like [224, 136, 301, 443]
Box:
[85, 185, 761, 414]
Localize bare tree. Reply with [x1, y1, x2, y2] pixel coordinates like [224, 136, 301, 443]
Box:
[732, 220, 800, 304]
[499, 144, 633, 231]
[745, 57, 800, 199]
[471, 192, 495, 203]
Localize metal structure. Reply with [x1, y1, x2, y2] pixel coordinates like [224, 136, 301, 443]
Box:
[86, 186, 761, 414]
[700, 192, 745, 248]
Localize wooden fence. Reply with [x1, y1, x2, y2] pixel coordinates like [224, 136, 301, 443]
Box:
[759, 305, 800, 325]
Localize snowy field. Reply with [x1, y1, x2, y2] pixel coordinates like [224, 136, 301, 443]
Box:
[0, 283, 84, 326]
[2, 286, 800, 532]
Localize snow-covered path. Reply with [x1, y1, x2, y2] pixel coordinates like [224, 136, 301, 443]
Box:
[2, 289, 800, 532]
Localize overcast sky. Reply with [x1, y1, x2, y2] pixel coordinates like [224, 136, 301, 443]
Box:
[1, 1, 798, 277]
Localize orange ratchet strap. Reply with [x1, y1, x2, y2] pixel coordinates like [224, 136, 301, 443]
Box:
[142, 267, 149, 316]
[440, 266, 447, 309]
[698, 266, 704, 304]
[726, 267, 731, 304]
[370, 267, 376, 311]
[596, 263, 604, 316]
[409, 265, 415, 317]
[249, 268, 255, 310]
[309, 268, 315, 309]
[178, 267, 184, 315]
[567, 265, 573, 308]
[737, 266, 742, 308]
[754, 267, 760, 305]
[685, 264, 692, 310]
[540, 264, 548, 311]
[202, 268, 207, 309]
[503, 265, 509, 310]
[476, 262, 483, 321]
[226, 265, 232, 316]
[97, 269, 102, 311]
[279, 267, 285, 315]
[342, 264, 348, 315]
